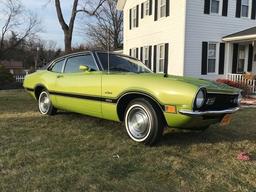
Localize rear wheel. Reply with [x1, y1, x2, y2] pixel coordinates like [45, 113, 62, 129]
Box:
[38, 90, 57, 115]
[124, 98, 164, 145]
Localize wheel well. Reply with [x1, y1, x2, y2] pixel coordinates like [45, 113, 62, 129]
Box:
[34, 86, 46, 100]
[116, 93, 167, 125]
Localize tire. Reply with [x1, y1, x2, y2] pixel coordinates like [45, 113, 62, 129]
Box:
[124, 98, 164, 145]
[38, 90, 57, 115]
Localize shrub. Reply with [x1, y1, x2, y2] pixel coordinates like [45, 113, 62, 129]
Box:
[0, 65, 14, 83]
[216, 79, 251, 97]
[0, 65, 15, 89]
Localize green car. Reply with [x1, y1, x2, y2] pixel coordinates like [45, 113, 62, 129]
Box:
[23, 51, 241, 145]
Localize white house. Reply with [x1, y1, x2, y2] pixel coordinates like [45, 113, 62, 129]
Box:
[117, 0, 256, 80]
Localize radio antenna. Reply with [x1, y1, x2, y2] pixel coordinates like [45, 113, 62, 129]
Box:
[107, 28, 110, 74]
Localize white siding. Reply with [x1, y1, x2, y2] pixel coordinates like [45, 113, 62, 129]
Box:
[184, 0, 256, 79]
[123, 0, 187, 75]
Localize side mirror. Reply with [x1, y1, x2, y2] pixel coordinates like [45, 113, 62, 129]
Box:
[79, 65, 90, 72]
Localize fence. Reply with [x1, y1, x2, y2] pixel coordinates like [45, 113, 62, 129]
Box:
[227, 73, 256, 94]
[14, 75, 26, 83]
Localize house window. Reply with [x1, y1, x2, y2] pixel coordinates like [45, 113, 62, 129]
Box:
[132, 7, 137, 28]
[157, 44, 165, 73]
[208, 43, 217, 73]
[237, 45, 245, 73]
[211, 0, 220, 14]
[131, 48, 137, 58]
[159, 0, 166, 18]
[241, 0, 249, 17]
[143, 46, 149, 66]
[144, 1, 150, 16]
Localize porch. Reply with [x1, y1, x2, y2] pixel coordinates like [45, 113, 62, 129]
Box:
[223, 27, 256, 94]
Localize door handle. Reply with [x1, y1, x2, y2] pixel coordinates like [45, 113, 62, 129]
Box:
[57, 75, 64, 79]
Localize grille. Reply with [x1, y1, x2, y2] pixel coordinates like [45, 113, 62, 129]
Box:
[200, 93, 239, 111]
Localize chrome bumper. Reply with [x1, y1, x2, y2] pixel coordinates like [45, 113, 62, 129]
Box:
[179, 107, 240, 116]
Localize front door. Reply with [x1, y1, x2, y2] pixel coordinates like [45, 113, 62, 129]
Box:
[237, 45, 246, 73]
[54, 53, 102, 117]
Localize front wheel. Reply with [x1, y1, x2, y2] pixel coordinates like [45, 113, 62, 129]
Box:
[38, 90, 57, 115]
[124, 98, 164, 145]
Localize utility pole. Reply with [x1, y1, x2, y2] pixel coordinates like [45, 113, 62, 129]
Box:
[35, 47, 39, 71]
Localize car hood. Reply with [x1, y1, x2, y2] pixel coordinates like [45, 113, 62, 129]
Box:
[143, 73, 240, 95]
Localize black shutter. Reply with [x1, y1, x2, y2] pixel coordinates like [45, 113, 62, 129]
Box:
[141, 3, 144, 19]
[149, 46, 152, 69]
[166, 0, 170, 17]
[153, 45, 157, 72]
[201, 42, 208, 75]
[219, 43, 225, 74]
[236, 0, 241, 18]
[204, 0, 210, 14]
[129, 49, 132, 56]
[149, 0, 153, 15]
[248, 44, 253, 72]
[136, 48, 139, 59]
[164, 43, 169, 74]
[251, 0, 256, 19]
[222, 0, 228, 16]
[129, 9, 132, 30]
[154, 0, 158, 21]
[232, 44, 239, 73]
[136, 5, 139, 27]
[140, 47, 143, 61]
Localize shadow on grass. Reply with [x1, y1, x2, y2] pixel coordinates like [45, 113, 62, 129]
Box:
[159, 127, 256, 146]
[53, 111, 256, 147]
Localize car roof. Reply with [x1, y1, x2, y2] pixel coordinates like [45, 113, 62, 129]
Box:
[52, 51, 132, 63]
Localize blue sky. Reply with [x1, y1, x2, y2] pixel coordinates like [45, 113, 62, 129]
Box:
[21, 0, 88, 49]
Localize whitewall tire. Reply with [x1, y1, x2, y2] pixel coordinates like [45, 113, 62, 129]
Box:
[124, 98, 164, 145]
[38, 90, 57, 115]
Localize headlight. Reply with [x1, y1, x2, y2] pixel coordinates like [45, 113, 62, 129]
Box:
[195, 89, 205, 109]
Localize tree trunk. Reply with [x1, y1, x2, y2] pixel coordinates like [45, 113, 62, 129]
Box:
[64, 31, 72, 53]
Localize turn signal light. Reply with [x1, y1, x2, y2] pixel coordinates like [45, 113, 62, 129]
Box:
[165, 105, 176, 113]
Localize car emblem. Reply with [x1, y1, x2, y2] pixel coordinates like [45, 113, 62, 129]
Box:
[206, 98, 216, 105]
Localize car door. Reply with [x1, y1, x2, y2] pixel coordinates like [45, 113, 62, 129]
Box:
[54, 53, 102, 117]
[45, 58, 66, 106]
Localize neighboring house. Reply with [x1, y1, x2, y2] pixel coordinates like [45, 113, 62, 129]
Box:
[117, 0, 256, 79]
[0, 60, 24, 75]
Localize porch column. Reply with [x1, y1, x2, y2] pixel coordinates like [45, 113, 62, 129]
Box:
[225, 42, 232, 75]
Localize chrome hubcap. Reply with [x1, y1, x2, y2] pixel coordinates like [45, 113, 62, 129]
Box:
[127, 106, 150, 140]
[39, 92, 50, 114]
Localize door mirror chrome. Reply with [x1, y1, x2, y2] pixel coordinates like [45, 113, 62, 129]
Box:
[79, 65, 90, 72]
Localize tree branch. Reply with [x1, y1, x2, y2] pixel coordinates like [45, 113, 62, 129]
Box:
[54, 0, 69, 31]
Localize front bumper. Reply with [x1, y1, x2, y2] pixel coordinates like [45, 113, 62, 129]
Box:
[179, 107, 240, 116]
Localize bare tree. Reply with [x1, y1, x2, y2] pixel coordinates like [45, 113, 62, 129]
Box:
[54, 0, 106, 53]
[0, 0, 41, 58]
[85, 0, 123, 50]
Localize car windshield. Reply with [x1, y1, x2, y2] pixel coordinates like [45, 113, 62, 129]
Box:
[97, 52, 152, 73]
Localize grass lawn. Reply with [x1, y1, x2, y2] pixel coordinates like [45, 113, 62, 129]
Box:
[0, 90, 256, 192]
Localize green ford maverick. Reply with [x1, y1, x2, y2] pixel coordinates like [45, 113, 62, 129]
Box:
[23, 51, 241, 145]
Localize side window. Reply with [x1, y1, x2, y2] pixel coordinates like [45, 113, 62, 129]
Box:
[50, 59, 64, 73]
[64, 54, 98, 73]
